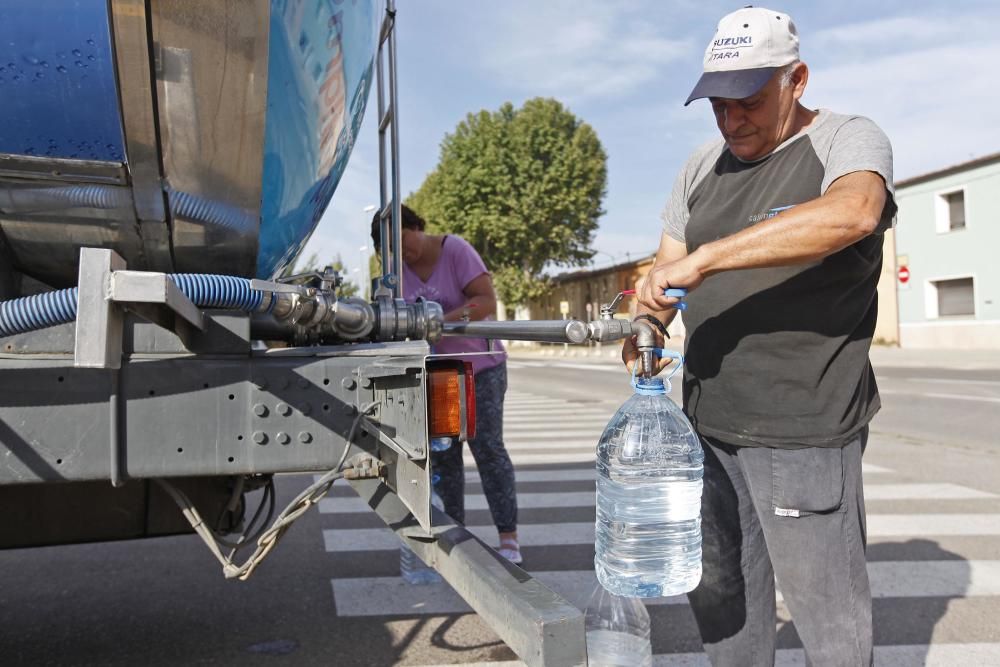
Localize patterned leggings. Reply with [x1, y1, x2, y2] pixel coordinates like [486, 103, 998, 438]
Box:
[432, 362, 517, 534]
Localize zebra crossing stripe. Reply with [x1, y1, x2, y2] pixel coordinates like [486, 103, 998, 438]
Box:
[502, 418, 612, 426]
[324, 522, 594, 552]
[504, 414, 614, 422]
[869, 560, 1000, 597]
[320, 491, 596, 514]
[413, 644, 1000, 667]
[651, 644, 1000, 666]
[502, 410, 612, 418]
[331, 569, 681, 617]
[323, 514, 1000, 553]
[504, 399, 593, 407]
[329, 561, 1000, 617]
[467, 453, 595, 464]
[867, 514, 1000, 536]
[506, 361, 627, 373]
[879, 389, 1000, 405]
[465, 451, 893, 474]
[495, 441, 598, 450]
[875, 644, 1000, 667]
[469, 452, 896, 467]
[504, 430, 610, 440]
[319, 483, 993, 514]
[864, 483, 996, 499]
[479, 468, 595, 482]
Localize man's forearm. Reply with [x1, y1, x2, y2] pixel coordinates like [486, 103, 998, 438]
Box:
[691, 172, 886, 277]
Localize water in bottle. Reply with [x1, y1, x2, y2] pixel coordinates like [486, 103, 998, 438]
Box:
[583, 584, 652, 667]
[595, 374, 703, 597]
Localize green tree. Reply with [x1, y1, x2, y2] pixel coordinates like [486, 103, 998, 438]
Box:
[407, 97, 607, 304]
[281, 252, 359, 298]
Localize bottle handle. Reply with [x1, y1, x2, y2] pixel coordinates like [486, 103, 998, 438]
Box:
[657, 348, 684, 383]
[630, 347, 684, 392]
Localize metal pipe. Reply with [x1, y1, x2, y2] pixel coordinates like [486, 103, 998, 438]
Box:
[249, 313, 296, 341]
[442, 319, 589, 344]
[587, 317, 635, 343]
[329, 298, 376, 340]
[634, 319, 657, 379]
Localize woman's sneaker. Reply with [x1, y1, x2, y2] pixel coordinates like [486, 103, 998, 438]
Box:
[497, 538, 523, 565]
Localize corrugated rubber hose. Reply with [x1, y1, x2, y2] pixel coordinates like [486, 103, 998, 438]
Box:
[0, 274, 266, 337]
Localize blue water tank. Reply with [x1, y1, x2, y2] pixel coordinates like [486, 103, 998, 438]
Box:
[0, 0, 380, 285]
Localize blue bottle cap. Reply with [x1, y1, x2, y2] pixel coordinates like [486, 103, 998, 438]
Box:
[633, 376, 667, 396]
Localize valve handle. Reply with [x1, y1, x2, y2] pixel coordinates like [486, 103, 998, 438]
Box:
[607, 288, 688, 314]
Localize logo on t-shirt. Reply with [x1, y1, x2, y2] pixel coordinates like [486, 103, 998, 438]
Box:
[748, 204, 795, 224]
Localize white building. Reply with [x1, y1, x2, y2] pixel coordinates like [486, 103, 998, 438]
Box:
[893, 152, 1000, 349]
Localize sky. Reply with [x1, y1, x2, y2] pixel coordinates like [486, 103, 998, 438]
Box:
[302, 0, 1000, 290]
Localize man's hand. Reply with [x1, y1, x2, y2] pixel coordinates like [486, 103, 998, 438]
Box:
[622, 326, 673, 377]
[637, 252, 708, 312]
[619, 233, 689, 376]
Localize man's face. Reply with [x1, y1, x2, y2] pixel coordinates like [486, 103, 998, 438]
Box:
[709, 66, 802, 161]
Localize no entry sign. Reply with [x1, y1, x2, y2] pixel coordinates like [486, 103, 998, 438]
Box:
[898, 266, 910, 284]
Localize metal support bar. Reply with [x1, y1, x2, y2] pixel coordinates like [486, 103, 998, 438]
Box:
[108, 0, 173, 272]
[375, 0, 402, 299]
[349, 474, 587, 667]
[110, 271, 204, 330]
[75, 249, 212, 369]
[109, 369, 124, 487]
[0, 153, 128, 185]
[75, 248, 127, 369]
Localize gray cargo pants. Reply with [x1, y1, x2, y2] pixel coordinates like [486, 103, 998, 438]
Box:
[688, 428, 872, 667]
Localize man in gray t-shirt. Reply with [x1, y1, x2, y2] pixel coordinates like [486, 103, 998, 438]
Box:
[623, 8, 896, 666]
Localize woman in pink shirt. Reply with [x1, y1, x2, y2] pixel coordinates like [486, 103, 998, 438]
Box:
[371, 205, 520, 564]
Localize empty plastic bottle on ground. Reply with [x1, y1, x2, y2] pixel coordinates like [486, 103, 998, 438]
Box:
[584, 583, 652, 667]
[399, 475, 446, 585]
[595, 372, 704, 597]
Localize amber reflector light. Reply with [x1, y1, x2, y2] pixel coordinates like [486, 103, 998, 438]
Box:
[428, 368, 461, 437]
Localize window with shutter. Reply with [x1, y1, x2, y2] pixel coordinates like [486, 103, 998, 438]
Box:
[946, 191, 966, 230]
[935, 277, 974, 317]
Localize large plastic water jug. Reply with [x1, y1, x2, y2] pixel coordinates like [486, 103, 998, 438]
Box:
[595, 352, 704, 597]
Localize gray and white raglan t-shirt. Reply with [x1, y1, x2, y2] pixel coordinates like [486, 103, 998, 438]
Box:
[662, 109, 897, 448]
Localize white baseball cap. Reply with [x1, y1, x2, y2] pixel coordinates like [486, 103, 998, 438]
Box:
[685, 6, 799, 106]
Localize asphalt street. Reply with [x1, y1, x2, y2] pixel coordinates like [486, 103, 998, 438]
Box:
[0, 348, 998, 665]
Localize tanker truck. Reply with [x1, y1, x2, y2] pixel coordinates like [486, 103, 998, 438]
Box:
[0, 3, 662, 664]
